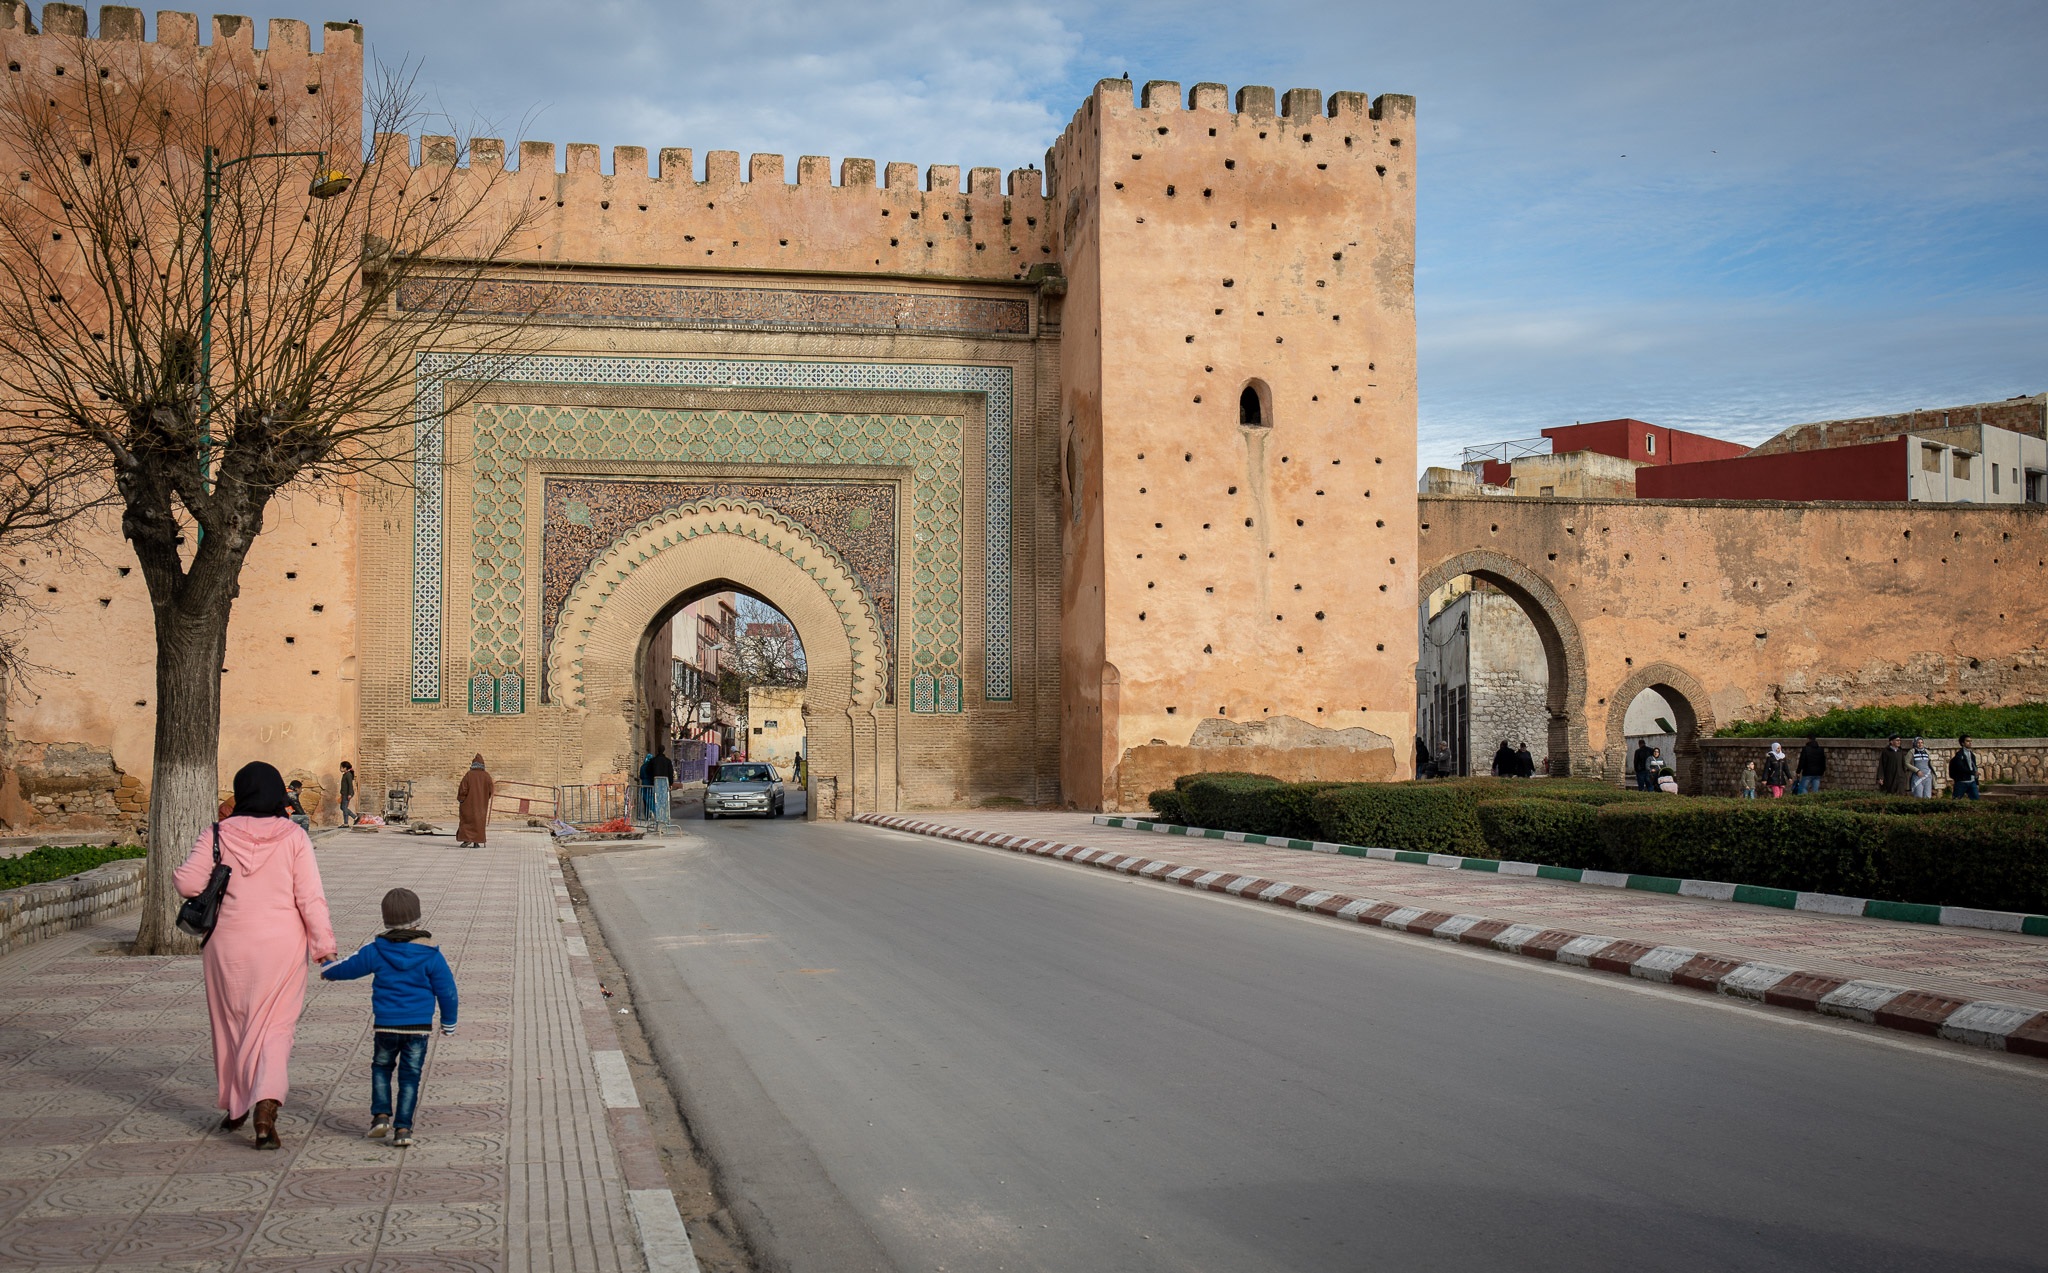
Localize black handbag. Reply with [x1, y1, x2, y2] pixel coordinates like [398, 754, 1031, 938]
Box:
[175, 823, 230, 942]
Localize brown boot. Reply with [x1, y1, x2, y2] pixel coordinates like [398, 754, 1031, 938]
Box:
[252, 1099, 281, 1150]
[218, 1111, 247, 1132]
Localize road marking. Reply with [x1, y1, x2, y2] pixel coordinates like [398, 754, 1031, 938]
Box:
[628, 1188, 702, 1273]
[592, 1049, 641, 1108]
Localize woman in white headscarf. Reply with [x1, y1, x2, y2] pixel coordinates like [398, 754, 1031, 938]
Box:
[1761, 743, 1792, 798]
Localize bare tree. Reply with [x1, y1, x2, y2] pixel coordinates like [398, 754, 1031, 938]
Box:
[730, 596, 806, 688]
[0, 37, 544, 952]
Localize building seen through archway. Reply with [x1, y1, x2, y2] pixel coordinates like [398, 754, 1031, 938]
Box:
[1417, 574, 1551, 776]
[641, 588, 809, 796]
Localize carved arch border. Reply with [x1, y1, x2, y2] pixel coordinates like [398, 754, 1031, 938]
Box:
[549, 497, 890, 711]
[1602, 662, 1718, 795]
[1417, 548, 1592, 778]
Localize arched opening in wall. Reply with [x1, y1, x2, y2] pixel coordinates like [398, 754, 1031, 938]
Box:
[1607, 669, 1711, 795]
[1239, 380, 1271, 428]
[635, 582, 810, 821]
[1621, 687, 1682, 790]
[1416, 572, 1557, 778]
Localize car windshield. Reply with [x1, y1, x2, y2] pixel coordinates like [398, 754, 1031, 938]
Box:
[715, 764, 774, 783]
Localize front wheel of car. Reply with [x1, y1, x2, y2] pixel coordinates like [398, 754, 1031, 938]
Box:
[702, 807, 715, 820]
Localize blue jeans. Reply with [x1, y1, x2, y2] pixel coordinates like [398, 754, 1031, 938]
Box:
[1792, 776, 1821, 795]
[653, 776, 671, 825]
[1741, 789, 1755, 799]
[371, 1032, 429, 1127]
[1951, 779, 1979, 801]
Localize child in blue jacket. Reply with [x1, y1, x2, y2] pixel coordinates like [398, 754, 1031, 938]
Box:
[321, 887, 458, 1146]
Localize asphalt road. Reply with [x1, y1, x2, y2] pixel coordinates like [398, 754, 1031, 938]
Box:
[576, 816, 2048, 1273]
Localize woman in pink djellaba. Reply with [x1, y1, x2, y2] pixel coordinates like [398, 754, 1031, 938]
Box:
[176, 761, 337, 1149]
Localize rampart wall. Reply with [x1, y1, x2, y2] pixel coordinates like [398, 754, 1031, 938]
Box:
[372, 134, 1053, 282]
[1419, 496, 2048, 784]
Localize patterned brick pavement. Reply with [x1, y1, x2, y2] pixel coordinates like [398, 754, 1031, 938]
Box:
[0, 828, 649, 1273]
[884, 811, 2048, 1009]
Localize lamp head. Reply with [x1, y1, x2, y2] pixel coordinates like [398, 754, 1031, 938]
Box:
[308, 171, 351, 199]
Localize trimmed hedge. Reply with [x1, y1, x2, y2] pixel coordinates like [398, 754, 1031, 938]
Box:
[1147, 788, 1189, 825]
[1311, 783, 1487, 856]
[1175, 773, 1283, 835]
[0, 843, 145, 890]
[1716, 702, 2048, 740]
[1148, 773, 2048, 913]
[1473, 799, 1604, 868]
[1596, 801, 2048, 913]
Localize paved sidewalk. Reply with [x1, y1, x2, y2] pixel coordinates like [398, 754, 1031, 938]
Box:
[877, 811, 2048, 1010]
[0, 826, 668, 1273]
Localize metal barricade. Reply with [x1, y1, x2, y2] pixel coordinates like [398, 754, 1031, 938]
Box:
[491, 781, 557, 822]
[556, 783, 629, 827]
[625, 781, 676, 828]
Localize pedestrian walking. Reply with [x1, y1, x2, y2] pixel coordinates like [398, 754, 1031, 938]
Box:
[1657, 766, 1679, 793]
[1491, 740, 1514, 778]
[1910, 737, 1935, 798]
[648, 745, 675, 827]
[1794, 735, 1826, 795]
[1877, 735, 1911, 795]
[1633, 739, 1655, 792]
[339, 761, 359, 826]
[1761, 743, 1791, 798]
[637, 751, 656, 820]
[1949, 735, 1981, 800]
[320, 887, 459, 1147]
[1513, 742, 1536, 778]
[1740, 761, 1757, 799]
[174, 761, 338, 1150]
[284, 780, 311, 833]
[456, 755, 494, 847]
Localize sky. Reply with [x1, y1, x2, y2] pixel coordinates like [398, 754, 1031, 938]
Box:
[176, 0, 2048, 468]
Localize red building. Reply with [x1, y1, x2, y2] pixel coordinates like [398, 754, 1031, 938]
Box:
[1474, 418, 1748, 486]
[1635, 438, 1907, 501]
[1541, 419, 1750, 467]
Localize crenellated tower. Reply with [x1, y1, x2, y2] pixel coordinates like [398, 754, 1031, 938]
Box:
[1047, 78, 1418, 807]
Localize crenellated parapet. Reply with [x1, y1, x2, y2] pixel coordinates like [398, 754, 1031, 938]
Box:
[1046, 76, 1413, 203]
[0, 5, 363, 148]
[369, 131, 1055, 281]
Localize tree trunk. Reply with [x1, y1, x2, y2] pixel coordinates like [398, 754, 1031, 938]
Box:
[131, 595, 232, 955]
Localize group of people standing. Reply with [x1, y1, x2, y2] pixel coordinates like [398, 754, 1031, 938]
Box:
[1489, 740, 1539, 778]
[1737, 734, 1984, 799]
[1876, 734, 1982, 800]
[1739, 738, 1825, 797]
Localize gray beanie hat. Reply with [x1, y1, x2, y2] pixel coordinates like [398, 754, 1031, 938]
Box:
[381, 888, 422, 928]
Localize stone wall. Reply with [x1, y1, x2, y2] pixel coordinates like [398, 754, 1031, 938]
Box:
[1697, 738, 2048, 796]
[0, 742, 144, 833]
[0, 859, 145, 957]
[1467, 591, 1550, 766]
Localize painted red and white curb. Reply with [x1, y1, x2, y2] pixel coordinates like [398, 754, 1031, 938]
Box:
[855, 814, 2048, 1060]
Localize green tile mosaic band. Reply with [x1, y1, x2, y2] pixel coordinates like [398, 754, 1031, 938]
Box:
[411, 354, 1015, 705]
[1091, 816, 2048, 938]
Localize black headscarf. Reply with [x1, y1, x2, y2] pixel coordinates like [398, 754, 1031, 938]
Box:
[232, 761, 290, 818]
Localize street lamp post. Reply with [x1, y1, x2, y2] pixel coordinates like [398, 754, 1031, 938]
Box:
[197, 147, 350, 491]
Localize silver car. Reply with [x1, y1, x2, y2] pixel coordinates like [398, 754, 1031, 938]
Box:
[703, 762, 786, 819]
